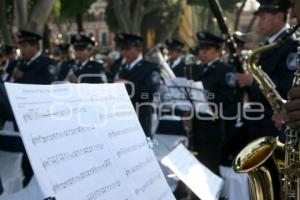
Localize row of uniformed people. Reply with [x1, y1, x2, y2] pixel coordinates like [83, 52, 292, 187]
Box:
[0, 32, 107, 85]
[0, 0, 298, 194]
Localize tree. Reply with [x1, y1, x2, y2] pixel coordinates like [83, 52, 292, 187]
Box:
[0, 0, 14, 45]
[187, 0, 246, 33]
[14, 0, 56, 35]
[234, 0, 248, 31]
[0, 0, 56, 44]
[105, 0, 183, 45]
[59, 0, 97, 33]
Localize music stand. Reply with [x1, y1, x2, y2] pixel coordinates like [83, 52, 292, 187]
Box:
[158, 77, 212, 151]
[0, 177, 3, 195]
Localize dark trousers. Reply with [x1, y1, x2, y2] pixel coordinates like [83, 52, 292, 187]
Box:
[194, 142, 222, 176]
[0, 134, 33, 186]
[156, 119, 187, 136]
[245, 116, 279, 142]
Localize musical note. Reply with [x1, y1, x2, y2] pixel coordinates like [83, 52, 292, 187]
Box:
[31, 126, 96, 145]
[99, 110, 133, 120]
[125, 156, 154, 177]
[84, 180, 123, 200]
[107, 124, 140, 138]
[42, 144, 104, 169]
[90, 94, 127, 103]
[116, 141, 147, 158]
[134, 173, 162, 196]
[52, 159, 112, 193]
[22, 107, 87, 122]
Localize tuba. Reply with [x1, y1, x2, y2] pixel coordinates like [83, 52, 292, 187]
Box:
[233, 24, 300, 200]
[147, 44, 176, 82]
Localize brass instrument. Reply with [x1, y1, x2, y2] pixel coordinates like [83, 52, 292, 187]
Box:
[233, 24, 300, 200]
[282, 44, 300, 200]
[147, 44, 176, 82]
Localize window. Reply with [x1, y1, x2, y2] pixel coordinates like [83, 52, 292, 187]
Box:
[101, 32, 107, 46]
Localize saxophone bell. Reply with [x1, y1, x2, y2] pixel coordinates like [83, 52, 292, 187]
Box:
[233, 137, 285, 200]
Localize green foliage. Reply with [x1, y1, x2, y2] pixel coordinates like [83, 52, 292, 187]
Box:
[52, 0, 62, 17]
[4, 0, 13, 18]
[187, 0, 242, 11]
[142, 0, 182, 41]
[60, 0, 97, 17]
[105, 0, 181, 36]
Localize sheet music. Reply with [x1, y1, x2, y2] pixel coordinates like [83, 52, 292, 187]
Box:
[5, 83, 175, 200]
[162, 78, 212, 115]
[161, 143, 224, 200]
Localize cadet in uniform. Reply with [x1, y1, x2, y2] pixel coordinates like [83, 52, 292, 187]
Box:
[155, 39, 190, 137]
[3, 30, 56, 186]
[13, 30, 55, 84]
[106, 34, 125, 83]
[236, 0, 298, 140]
[0, 80, 33, 187]
[56, 43, 75, 81]
[165, 38, 186, 77]
[220, 31, 248, 166]
[115, 33, 160, 138]
[192, 31, 237, 175]
[67, 34, 107, 83]
[0, 45, 18, 82]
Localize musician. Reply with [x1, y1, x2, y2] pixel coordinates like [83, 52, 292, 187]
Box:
[0, 80, 33, 187]
[67, 34, 107, 83]
[106, 34, 125, 83]
[284, 0, 300, 130]
[165, 38, 186, 78]
[220, 31, 249, 166]
[13, 30, 56, 84]
[55, 43, 75, 81]
[115, 33, 160, 138]
[193, 31, 237, 175]
[0, 45, 18, 82]
[236, 0, 298, 140]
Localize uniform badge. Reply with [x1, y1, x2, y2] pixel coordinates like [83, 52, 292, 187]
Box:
[286, 52, 298, 71]
[225, 72, 236, 88]
[48, 64, 57, 75]
[198, 32, 206, 39]
[151, 71, 161, 84]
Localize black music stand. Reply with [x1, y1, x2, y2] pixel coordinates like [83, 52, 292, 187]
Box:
[44, 197, 56, 200]
[158, 78, 212, 151]
[0, 177, 3, 195]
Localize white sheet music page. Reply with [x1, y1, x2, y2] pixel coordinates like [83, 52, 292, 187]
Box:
[5, 82, 175, 200]
[161, 143, 224, 200]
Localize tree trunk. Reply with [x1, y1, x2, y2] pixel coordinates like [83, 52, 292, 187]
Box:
[0, 0, 14, 45]
[43, 25, 50, 52]
[76, 14, 84, 33]
[234, 0, 248, 31]
[112, 0, 132, 33]
[153, 1, 183, 44]
[14, 0, 28, 30]
[27, 0, 55, 35]
[246, 14, 257, 33]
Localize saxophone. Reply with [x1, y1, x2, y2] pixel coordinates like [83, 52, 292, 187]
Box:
[233, 24, 300, 200]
